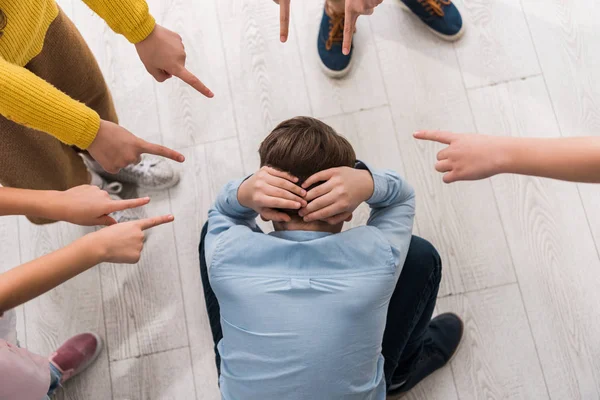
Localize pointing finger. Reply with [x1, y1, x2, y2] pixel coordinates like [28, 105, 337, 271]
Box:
[139, 139, 185, 163]
[138, 214, 175, 231]
[172, 67, 214, 98]
[413, 130, 455, 145]
[280, 0, 291, 42]
[342, 11, 358, 56]
[107, 197, 151, 214]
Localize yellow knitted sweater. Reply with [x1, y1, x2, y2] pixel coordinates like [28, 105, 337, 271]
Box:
[0, 0, 155, 149]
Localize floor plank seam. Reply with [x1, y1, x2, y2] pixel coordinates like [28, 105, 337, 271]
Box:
[464, 73, 543, 92]
[108, 344, 191, 364]
[151, 68, 199, 398]
[317, 102, 390, 122]
[291, 16, 315, 118]
[95, 259, 116, 400]
[437, 280, 518, 299]
[214, 2, 246, 176]
[166, 192, 199, 400]
[16, 217, 28, 348]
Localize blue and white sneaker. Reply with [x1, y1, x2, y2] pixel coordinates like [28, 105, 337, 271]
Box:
[399, 0, 464, 41]
[317, 5, 353, 78]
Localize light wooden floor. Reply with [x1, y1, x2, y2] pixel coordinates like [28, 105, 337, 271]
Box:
[1, 0, 600, 399]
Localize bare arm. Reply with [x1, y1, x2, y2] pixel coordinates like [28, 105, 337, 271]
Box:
[0, 235, 101, 314]
[414, 131, 600, 183]
[0, 215, 173, 315]
[0, 185, 150, 226]
[503, 136, 600, 183]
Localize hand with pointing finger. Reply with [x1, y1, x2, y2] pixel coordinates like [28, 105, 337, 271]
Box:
[89, 214, 175, 264]
[273, 0, 291, 42]
[342, 0, 383, 55]
[51, 185, 151, 226]
[135, 24, 214, 98]
[87, 120, 184, 174]
[414, 130, 510, 183]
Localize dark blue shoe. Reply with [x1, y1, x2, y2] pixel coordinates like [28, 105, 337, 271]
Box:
[388, 313, 464, 395]
[317, 6, 353, 78]
[399, 0, 464, 41]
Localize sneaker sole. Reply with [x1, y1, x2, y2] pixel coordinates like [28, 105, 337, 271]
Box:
[387, 313, 465, 399]
[318, 50, 355, 79]
[398, 2, 465, 42]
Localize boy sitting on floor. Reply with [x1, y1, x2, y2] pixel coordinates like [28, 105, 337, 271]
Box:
[199, 116, 463, 399]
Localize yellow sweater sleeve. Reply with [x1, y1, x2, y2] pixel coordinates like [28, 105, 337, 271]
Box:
[81, 0, 156, 44]
[0, 56, 100, 149]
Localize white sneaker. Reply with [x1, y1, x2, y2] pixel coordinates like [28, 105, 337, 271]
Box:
[83, 154, 180, 190]
[89, 171, 146, 224]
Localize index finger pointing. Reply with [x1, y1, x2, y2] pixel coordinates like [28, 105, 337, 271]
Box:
[280, 0, 290, 42]
[172, 67, 214, 98]
[107, 197, 151, 214]
[138, 214, 175, 231]
[139, 139, 185, 163]
[413, 130, 454, 145]
[342, 11, 358, 56]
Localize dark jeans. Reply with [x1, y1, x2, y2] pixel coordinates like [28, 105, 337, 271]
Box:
[198, 223, 442, 389]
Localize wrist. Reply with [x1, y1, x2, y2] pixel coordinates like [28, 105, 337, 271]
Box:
[494, 136, 519, 175]
[357, 169, 375, 203]
[237, 179, 253, 210]
[32, 190, 65, 220]
[76, 232, 108, 265]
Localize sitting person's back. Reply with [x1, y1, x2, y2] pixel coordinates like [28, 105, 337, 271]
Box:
[201, 117, 463, 400]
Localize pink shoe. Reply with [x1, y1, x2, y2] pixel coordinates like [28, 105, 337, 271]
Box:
[48, 332, 103, 383]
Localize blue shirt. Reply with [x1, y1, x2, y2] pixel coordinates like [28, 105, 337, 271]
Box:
[205, 165, 415, 400]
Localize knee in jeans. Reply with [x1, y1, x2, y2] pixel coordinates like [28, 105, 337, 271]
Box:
[404, 236, 442, 284]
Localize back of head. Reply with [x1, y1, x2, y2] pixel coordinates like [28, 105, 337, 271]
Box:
[259, 116, 356, 186]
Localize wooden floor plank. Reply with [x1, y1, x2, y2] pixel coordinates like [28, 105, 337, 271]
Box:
[370, 2, 515, 296]
[0, 216, 26, 346]
[111, 347, 196, 400]
[100, 188, 188, 361]
[217, 0, 312, 172]
[147, 0, 237, 149]
[437, 285, 548, 399]
[468, 76, 600, 399]
[323, 106, 421, 235]
[452, 0, 540, 88]
[168, 139, 245, 400]
[521, 0, 600, 135]
[19, 219, 112, 400]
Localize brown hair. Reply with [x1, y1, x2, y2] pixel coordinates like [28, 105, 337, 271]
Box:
[259, 116, 356, 185]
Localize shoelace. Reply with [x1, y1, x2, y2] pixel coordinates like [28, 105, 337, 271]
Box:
[417, 0, 451, 17]
[325, 6, 345, 51]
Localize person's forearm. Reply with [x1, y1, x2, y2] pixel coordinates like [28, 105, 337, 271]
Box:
[0, 57, 100, 149]
[501, 136, 600, 183]
[0, 187, 65, 219]
[0, 235, 103, 314]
